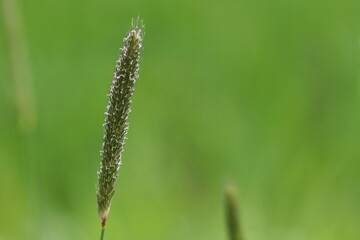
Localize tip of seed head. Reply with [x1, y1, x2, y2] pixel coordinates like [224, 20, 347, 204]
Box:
[131, 17, 144, 39]
[135, 29, 142, 40]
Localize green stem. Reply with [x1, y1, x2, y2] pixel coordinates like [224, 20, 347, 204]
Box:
[1, 0, 37, 131]
[100, 228, 105, 240]
[225, 185, 243, 240]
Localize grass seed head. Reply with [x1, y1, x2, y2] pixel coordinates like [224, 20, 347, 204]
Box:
[97, 20, 144, 222]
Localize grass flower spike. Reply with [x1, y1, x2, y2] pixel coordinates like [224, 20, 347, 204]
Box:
[97, 20, 144, 229]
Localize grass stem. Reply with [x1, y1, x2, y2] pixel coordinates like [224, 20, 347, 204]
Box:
[100, 227, 105, 240]
[225, 185, 244, 240]
[1, 0, 37, 131]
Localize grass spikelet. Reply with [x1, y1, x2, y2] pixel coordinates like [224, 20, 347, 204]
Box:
[96, 19, 144, 228]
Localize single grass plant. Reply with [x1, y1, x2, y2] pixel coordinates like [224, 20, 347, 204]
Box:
[96, 19, 144, 240]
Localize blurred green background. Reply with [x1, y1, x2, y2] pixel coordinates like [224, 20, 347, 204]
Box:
[1, 0, 360, 239]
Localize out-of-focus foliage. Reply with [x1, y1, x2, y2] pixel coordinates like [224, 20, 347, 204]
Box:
[0, 0, 359, 239]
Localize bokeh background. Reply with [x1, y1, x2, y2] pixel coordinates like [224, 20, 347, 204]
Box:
[1, 0, 360, 239]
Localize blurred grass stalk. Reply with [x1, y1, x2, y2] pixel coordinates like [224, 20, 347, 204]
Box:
[1, 0, 37, 131]
[225, 185, 244, 240]
[1, 1, 40, 238]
